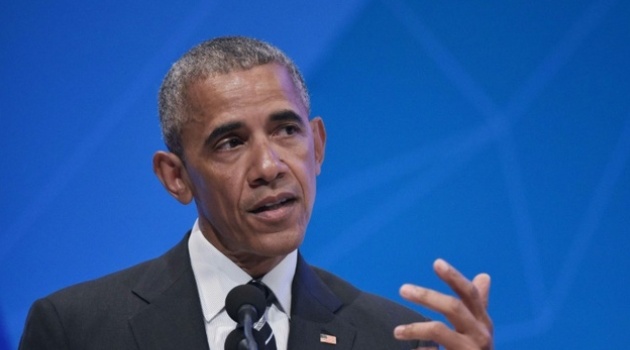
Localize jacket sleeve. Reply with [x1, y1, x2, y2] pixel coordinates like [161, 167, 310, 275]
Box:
[19, 298, 70, 350]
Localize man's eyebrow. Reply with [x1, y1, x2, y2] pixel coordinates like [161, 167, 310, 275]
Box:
[204, 121, 243, 146]
[269, 110, 306, 126]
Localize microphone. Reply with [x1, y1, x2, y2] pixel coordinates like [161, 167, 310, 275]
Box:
[225, 327, 265, 350]
[225, 284, 266, 350]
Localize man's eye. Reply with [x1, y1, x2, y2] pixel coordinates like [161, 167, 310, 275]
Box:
[216, 137, 243, 151]
[279, 124, 300, 136]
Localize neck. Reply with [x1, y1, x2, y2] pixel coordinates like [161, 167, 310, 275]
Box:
[197, 221, 286, 278]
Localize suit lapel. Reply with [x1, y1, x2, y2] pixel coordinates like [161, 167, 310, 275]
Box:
[128, 234, 209, 350]
[288, 254, 357, 350]
[125, 238, 359, 349]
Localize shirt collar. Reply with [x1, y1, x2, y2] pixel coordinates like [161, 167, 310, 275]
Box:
[258, 246, 295, 315]
[188, 219, 296, 322]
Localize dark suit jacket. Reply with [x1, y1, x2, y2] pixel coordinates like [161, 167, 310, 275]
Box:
[20, 235, 436, 349]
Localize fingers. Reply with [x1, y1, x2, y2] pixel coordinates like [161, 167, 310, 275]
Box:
[471, 272, 493, 333]
[395, 259, 494, 349]
[396, 320, 492, 350]
[395, 320, 469, 350]
[399, 284, 478, 334]
[472, 273, 491, 310]
[433, 259, 490, 323]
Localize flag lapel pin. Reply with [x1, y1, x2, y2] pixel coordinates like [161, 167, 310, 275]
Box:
[320, 333, 337, 345]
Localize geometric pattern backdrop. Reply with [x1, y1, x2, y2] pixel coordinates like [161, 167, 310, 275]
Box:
[2, 1, 629, 349]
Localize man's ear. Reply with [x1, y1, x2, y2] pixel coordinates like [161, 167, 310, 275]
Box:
[153, 151, 193, 204]
[309, 117, 326, 175]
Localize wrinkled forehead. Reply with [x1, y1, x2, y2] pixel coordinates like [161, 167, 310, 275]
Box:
[183, 63, 308, 124]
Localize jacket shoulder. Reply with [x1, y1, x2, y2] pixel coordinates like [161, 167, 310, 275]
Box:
[311, 266, 430, 324]
[44, 252, 161, 305]
[311, 266, 436, 349]
[20, 237, 190, 350]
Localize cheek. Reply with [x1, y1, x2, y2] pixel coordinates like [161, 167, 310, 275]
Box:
[211, 176, 241, 209]
[193, 169, 241, 214]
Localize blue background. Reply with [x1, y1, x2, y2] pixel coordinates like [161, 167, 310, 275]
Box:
[2, 0, 629, 348]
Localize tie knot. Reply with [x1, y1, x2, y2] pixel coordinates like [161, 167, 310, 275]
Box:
[248, 280, 276, 308]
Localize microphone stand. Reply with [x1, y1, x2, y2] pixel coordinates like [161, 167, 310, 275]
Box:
[225, 284, 266, 350]
[242, 312, 257, 350]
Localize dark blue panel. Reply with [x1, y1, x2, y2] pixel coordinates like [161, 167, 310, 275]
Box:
[2, 0, 629, 348]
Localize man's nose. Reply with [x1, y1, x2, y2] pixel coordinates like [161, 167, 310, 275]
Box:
[247, 141, 287, 187]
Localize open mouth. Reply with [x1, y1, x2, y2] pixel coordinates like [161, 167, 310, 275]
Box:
[250, 197, 296, 214]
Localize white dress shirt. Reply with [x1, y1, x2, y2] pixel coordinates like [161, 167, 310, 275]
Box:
[188, 219, 296, 350]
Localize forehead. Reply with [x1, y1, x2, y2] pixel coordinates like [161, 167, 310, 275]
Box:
[184, 63, 307, 126]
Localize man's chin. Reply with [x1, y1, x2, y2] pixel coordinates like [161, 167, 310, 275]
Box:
[255, 230, 304, 256]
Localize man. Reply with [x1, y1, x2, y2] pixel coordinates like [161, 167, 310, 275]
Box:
[20, 36, 492, 349]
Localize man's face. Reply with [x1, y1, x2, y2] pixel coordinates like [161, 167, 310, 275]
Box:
[178, 63, 325, 273]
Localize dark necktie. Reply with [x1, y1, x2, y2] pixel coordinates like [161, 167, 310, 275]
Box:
[248, 280, 278, 350]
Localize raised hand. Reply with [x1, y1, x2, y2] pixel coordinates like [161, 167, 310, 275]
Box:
[394, 259, 493, 350]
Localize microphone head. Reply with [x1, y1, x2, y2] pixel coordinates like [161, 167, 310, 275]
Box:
[225, 284, 266, 323]
[224, 328, 248, 350]
[224, 327, 265, 350]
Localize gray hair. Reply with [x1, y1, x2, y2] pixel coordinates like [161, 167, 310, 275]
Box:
[158, 36, 310, 157]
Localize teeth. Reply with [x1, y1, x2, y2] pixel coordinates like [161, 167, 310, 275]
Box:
[250, 198, 291, 213]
